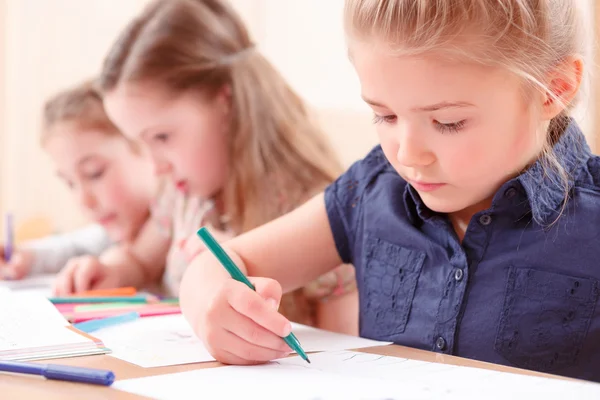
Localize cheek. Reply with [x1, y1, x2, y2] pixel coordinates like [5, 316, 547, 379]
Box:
[436, 130, 512, 187]
[182, 132, 229, 179]
[99, 172, 140, 211]
[436, 131, 486, 170]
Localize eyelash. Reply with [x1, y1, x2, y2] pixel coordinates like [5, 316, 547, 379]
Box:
[433, 120, 466, 134]
[88, 168, 105, 180]
[372, 115, 396, 125]
[153, 133, 170, 143]
[372, 114, 466, 134]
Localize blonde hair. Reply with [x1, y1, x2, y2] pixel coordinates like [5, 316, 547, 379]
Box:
[41, 79, 122, 146]
[345, 0, 586, 223]
[99, 0, 342, 233]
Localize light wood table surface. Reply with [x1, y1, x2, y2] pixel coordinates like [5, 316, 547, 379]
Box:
[0, 343, 570, 399]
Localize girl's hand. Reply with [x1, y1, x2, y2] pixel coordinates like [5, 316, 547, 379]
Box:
[181, 251, 293, 365]
[0, 248, 33, 280]
[52, 256, 122, 295]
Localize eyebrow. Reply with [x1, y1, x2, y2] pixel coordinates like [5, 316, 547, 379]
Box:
[362, 97, 474, 112]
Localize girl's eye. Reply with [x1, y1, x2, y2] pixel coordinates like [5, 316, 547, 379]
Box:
[372, 114, 397, 125]
[153, 133, 170, 143]
[86, 168, 105, 180]
[434, 120, 466, 134]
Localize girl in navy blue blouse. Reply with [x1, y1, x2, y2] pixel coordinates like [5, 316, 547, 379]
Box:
[181, 0, 600, 382]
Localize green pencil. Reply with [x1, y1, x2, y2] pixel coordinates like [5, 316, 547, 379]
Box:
[49, 295, 151, 304]
[197, 227, 310, 364]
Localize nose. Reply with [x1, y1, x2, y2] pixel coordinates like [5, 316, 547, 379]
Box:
[152, 157, 172, 176]
[395, 123, 435, 167]
[77, 186, 97, 211]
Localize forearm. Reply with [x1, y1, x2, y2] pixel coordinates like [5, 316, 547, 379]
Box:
[227, 194, 342, 292]
[23, 224, 111, 275]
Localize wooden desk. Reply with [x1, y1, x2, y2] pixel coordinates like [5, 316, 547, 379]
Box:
[0, 344, 569, 399]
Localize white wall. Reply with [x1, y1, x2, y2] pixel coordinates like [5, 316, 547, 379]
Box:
[0, 0, 595, 233]
[1, 0, 153, 232]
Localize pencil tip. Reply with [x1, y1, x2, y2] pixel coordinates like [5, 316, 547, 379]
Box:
[306, 358, 311, 364]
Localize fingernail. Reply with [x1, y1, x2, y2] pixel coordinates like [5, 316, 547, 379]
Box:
[267, 298, 278, 310]
[282, 322, 292, 337]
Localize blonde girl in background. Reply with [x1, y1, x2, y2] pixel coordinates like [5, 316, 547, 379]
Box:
[55, 0, 359, 335]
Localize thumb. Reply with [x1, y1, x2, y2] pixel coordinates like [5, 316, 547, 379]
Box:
[249, 277, 283, 311]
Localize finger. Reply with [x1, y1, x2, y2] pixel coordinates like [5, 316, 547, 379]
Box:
[0, 268, 11, 280]
[0, 248, 9, 279]
[193, 199, 210, 229]
[53, 264, 77, 296]
[173, 190, 186, 231]
[6, 254, 29, 279]
[73, 262, 99, 293]
[227, 280, 291, 338]
[161, 179, 177, 209]
[217, 349, 262, 366]
[220, 304, 291, 352]
[251, 277, 284, 308]
[184, 197, 202, 232]
[211, 328, 289, 364]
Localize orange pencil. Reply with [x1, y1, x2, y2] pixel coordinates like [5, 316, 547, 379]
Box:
[76, 287, 137, 297]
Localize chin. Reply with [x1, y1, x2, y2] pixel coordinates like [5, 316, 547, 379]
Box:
[105, 226, 129, 243]
[417, 193, 469, 214]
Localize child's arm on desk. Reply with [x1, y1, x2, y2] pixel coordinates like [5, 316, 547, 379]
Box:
[53, 220, 170, 295]
[1, 224, 111, 280]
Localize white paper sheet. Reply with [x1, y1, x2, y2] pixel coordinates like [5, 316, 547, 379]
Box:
[113, 350, 600, 400]
[95, 314, 215, 368]
[0, 291, 106, 360]
[0, 274, 55, 297]
[93, 314, 391, 368]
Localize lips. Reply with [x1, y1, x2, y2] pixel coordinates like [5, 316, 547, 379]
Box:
[175, 180, 188, 193]
[97, 213, 117, 226]
[406, 179, 446, 192]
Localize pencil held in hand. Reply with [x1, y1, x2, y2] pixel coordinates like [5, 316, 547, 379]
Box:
[196, 227, 311, 364]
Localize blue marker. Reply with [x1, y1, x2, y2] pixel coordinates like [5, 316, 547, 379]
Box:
[0, 360, 114, 386]
[73, 311, 140, 333]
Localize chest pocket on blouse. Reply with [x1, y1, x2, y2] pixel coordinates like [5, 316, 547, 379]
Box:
[495, 267, 598, 372]
[361, 235, 426, 341]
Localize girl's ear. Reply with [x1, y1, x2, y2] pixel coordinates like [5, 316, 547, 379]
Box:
[541, 56, 583, 121]
[215, 84, 232, 117]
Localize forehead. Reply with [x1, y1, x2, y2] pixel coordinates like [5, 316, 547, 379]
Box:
[349, 42, 520, 109]
[104, 83, 216, 138]
[44, 124, 130, 164]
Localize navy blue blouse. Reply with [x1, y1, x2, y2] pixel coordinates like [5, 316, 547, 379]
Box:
[325, 120, 600, 382]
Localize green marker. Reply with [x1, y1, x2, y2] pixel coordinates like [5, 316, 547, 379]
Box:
[197, 227, 310, 364]
[49, 295, 151, 304]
